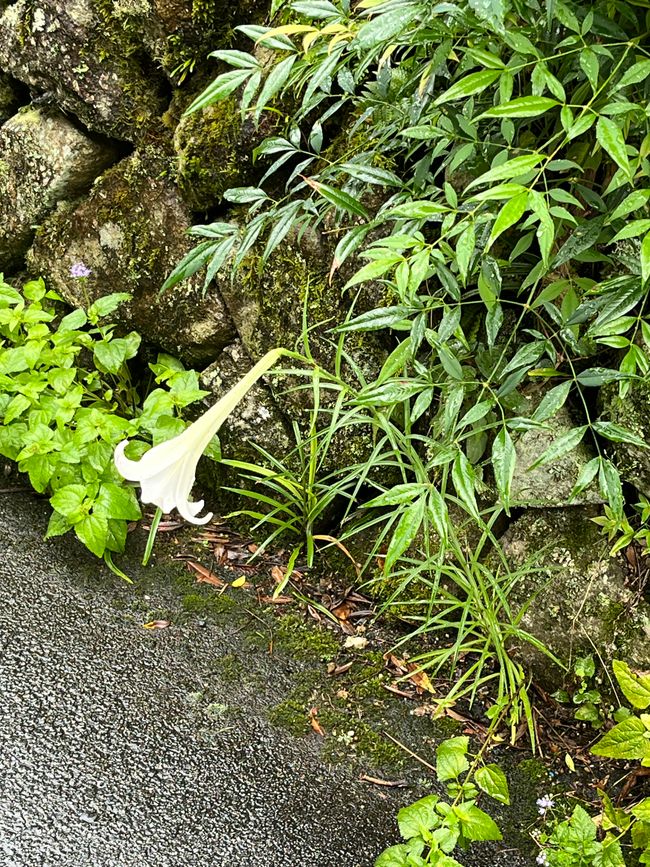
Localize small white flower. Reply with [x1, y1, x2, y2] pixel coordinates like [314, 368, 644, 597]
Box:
[536, 794, 555, 815]
[114, 348, 284, 525]
[536, 851, 549, 866]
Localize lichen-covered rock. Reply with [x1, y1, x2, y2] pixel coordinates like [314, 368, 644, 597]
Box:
[0, 72, 23, 122]
[0, 0, 167, 141]
[499, 508, 650, 688]
[200, 339, 291, 467]
[510, 391, 603, 507]
[27, 151, 236, 364]
[173, 88, 282, 211]
[0, 107, 118, 269]
[109, 0, 262, 79]
[599, 379, 650, 497]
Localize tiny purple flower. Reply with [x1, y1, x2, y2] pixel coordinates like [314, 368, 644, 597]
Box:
[536, 794, 555, 815]
[536, 852, 549, 866]
[69, 262, 91, 278]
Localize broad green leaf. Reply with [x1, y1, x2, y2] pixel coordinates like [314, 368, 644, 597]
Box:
[75, 513, 108, 558]
[466, 154, 544, 191]
[95, 483, 142, 521]
[580, 47, 599, 93]
[427, 486, 449, 544]
[255, 54, 296, 120]
[480, 96, 558, 119]
[335, 305, 413, 331]
[436, 736, 469, 781]
[86, 293, 131, 321]
[385, 201, 449, 219]
[609, 190, 650, 222]
[475, 764, 510, 804]
[456, 223, 475, 284]
[615, 60, 650, 91]
[50, 484, 87, 521]
[434, 70, 502, 105]
[453, 803, 502, 841]
[532, 381, 572, 422]
[374, 844, 412, 867]
[305, 178, 370, 218]
[592, 716, 650, 761]
[397, 795, 440, 840]
[355, 6, 421, 49]
[528, 425, 588, 470]
[611, 219, 650, 242]
[597, 117, 631, 179]
[592, 421, 648, 450]
[612, 660, 650, 709]
[185, 69, 254, 114]
[468, 0, 506, 30]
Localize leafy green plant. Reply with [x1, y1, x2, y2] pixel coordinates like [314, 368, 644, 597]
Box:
[376, 734, 508, 867]
[592, 494, 650, 556]
[552, 655, 605, 729]
[0, 275, 214, 572]
[591, 660, 650, 766]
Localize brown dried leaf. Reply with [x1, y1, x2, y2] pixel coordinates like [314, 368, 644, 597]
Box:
[142, 620, 170, 630]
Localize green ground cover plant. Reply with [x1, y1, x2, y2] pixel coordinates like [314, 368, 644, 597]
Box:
[0, 274, 216, 575]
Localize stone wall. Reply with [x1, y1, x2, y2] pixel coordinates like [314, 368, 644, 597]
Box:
[0, 0, 648, 689]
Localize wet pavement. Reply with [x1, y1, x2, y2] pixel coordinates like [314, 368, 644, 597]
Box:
[0, 491, 532, 867]
[0, 492, 408, 867]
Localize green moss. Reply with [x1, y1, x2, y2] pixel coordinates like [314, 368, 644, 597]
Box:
[268, 698, 312, 737]
[319, 711, 405, 769]
[212, 652, 244, 683]
[273, 613, 341, 661]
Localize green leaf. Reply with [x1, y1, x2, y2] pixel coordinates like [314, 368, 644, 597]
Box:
[305, 178, 370, 218]
[436, 736, 469, 782]
[480, 96, 558, 119]
[453, 803, 502, 841]
[532, 381, 572, 422]
[334, 306, 413, 332]
[87, 293, 131, 321]
[397, 795, 440, 840]
[374, 844, 413, 867]
[50, 484, 87, 521]
[642, 232, 650, 285]
[58, 308, 87, 333]
[364, 484, 426, 508]
[45, 510, 72, 539]
[452, 452, 480, 520]
[612, 660, 650, 709]
[355, 5, 420, 49]
[488, 192, 528, 246]
[597, 117, 631, 180]
[456, 223, 475, 284]
[468, 0, 506, 31]
[580, 47, 599, 93]
[385, 201, 449, 219]
[95, 483, 142, 521]
[592, 421, 647, 449]
[492, 427, 516, 511]
[75, 513, 108, 558]
[592, 716, 650, 762]
[466, 154, 544, 191]
[475, 764, 510, 804]
[384, 496, 426, 573]
[185, 68, 254, 114]
[615, 60, 650, 91]
[255, 54, 296, 120]
[434, 70, 502, 105]
[528, 426, 588, 470]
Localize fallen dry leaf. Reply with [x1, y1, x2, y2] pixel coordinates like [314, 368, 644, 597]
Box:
[258, 595, 293, 605]
[187, 560, 226, 588]
[359, 775, 408, 788]
[309, 707, 326, 736]
[142, 620, 170, 630]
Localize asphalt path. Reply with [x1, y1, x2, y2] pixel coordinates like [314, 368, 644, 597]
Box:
[0, 491, 404, 867]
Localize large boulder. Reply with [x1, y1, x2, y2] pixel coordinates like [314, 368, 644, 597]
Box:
[510, 391, 603, 507]
[0, 106, 118, 269]
[200, 339, 291, 469]
[0, 0, 167, 141]
[27, 151, 236, 364]
[499, 507, 650, 689]
[599, 378, 650, 497]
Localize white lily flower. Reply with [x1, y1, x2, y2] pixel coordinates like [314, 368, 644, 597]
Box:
[114, 347, 284, 525]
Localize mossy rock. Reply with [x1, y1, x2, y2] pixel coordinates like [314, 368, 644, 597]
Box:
[27, 150, 236, 364]
[173, 91, 283, 211]
[599, 377, 650, 497]
[219, 228, 389, 471]
[0, 72, 24, 122]
[109, 0, 266, 79]
[498, 507, 650, 689]
[0, 0, 167, 141]
[0, 107, 118, 269]
[510, 387, 603, 508]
